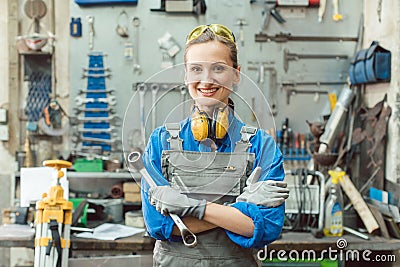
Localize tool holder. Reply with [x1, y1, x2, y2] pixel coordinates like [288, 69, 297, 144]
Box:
[73, 52, 119, 153]
[34, 160, 73, 267]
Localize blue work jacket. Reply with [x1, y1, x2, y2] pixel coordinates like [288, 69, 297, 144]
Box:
[141, 113, 285, 249]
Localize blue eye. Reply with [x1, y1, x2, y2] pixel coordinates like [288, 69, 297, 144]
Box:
[190, 66, 202, 72]
[212, 64, 226, 73]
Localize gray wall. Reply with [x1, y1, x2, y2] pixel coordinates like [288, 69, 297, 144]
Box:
[69, 0, 363, 148]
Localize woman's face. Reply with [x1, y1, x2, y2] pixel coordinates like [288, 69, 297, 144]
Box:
[185, 40, 240, 109]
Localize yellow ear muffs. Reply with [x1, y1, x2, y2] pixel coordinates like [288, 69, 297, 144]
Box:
[191, 109, 209, 141]
[191, 106, 229, 141]
[214, 107, 229, 140]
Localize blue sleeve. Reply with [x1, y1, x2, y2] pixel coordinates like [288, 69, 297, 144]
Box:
[141, 127, 175, 241]
[226, 130, 285, 248]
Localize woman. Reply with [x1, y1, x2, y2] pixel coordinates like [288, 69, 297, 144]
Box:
[141, 24, 288, 266]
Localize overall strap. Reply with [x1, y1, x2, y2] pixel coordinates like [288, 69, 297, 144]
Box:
[165, 123, 183, 151]
[234, 126, 257, 153]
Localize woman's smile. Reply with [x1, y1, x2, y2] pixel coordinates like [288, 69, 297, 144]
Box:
[198, 86, 220, 97]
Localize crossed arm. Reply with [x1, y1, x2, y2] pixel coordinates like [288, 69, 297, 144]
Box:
[172, 202, 254, 237]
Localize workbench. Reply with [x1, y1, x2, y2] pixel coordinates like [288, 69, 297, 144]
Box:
[1, 225, 400, 254]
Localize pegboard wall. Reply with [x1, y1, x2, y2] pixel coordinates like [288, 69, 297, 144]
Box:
[69, 0, 363, 150]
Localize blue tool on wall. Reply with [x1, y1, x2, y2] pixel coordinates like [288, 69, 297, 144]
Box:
[70, 17, 82, 37]
[75, 0, 138, 5]
[73, 52, 119, 152]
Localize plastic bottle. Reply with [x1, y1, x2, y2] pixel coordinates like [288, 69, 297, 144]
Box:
[323, 170, 345, 237]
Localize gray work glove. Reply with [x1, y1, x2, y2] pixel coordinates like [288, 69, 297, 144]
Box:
[148, 186, 207, 220]
[236, 167, 290, 207]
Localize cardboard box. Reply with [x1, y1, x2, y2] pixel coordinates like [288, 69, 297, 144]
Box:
[123, 182, 140, 193]
[124, 192, 141, 203]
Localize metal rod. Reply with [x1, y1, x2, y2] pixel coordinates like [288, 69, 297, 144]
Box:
[255, 32, 358, 43]
[343, 226, 369, 240]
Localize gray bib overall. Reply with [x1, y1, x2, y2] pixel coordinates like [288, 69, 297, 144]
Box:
[153, 123, 261, 267]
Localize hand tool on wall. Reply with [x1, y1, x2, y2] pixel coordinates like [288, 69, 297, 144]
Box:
[79, 136, 121, 145]
[251, 97, 256, 122]
[138, 83, 146, 142]
[74, 114, 121, 124]
[24, 0, 47, 34]
[82, 73, 112, 79]
[283, 48, 348, 73]
[151, 84, 160, 130]
[248, 62, 278, 116]
[377, 0, 383, 22]
[255, 32, 358, 43]
[235, 18, 248, 47]
[132, 17, 141, 73]
[77, 126, 117, 134]
[115, 10, 129, 38]
[281, 81, 345, 105]
[318, 0, 326, 22]
[73, 107, 116, 114]
[75, 96, 117, 106]
[332, 0, 342, 21]
[180, 85, 187, 119]
[87, 15, 95, 51]
[250, 0, 286, 32]
[285, 89, 328, 105]
[128, 151, 197, 248]
[34, 160, 73, 267]
[79, 88, 114, 94]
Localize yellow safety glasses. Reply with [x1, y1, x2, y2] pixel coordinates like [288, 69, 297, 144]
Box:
[186, 24, 236, 44]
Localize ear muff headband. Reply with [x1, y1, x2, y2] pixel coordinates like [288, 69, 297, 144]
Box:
[191, 106, 229, 141]
[214, 107, 228, 139]
[191, 108, 209, 141]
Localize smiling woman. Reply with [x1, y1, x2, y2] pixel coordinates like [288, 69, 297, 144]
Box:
[140, 24, 288, 267]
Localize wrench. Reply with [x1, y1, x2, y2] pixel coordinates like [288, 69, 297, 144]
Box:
[180, 85, 187, 119]
[77, 126, 117, 134]
[74, 107, 116, 114]
[283, 48, 348, 73]
[79, 89, 115, 94]
[128, 151, 197, 248]
[285, 89, 328, 105]
[83, 67, 111, 72]
[138, 83, 146, 142]
[87, 15, 95, 51]
[151, 84, 160, 130]
[132, 17, 141, 73]
[80, 136, 120, 145]
[75, 115, 121, 124]
[72, 151, 110, 161]
[75, 95, 117, 106]
[82, 73, 112, 79]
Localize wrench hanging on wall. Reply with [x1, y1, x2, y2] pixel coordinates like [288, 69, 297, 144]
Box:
[283, 48, 348, 73]
[248, 62, 278, 116]
[180, 85, 187, 119]
[151, 84, 159, 130]
[281, 81, 345, 104]
[132, 17, 141, 74]
[87, 15, 95, 50]
[138, 83, 146, 142]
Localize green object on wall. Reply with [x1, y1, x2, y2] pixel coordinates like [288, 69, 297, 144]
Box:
[73, 158, 103, 172]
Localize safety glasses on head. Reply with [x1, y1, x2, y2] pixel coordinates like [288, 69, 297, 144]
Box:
[186, 24, 236, 44]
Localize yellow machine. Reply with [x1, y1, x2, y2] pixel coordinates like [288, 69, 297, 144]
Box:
[34, 160, 73, 267]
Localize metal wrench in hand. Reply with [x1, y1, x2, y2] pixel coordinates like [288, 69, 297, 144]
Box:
[128, 151, 197, 248]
